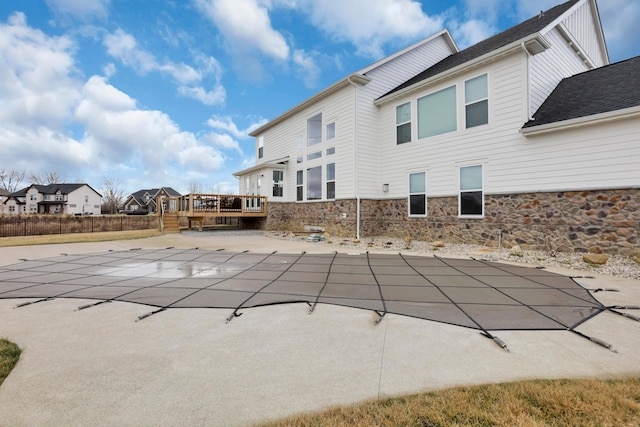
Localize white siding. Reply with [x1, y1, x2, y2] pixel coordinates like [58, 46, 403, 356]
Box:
[67, 186, 101, 215]
[377, 52, 640, 202]
[530, 28, 590, 114]
[561, 0, 607, 66]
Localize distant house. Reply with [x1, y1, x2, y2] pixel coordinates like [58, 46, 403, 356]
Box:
[0, 189, 9, 215]
[123, 187, 182, 214]
[234, 0, 640, 255]
[3, 184, 103, 215]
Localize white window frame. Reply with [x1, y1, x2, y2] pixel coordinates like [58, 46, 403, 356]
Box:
[464, 74, 489, 129]
[257, 136, 264, 159]
[458, 164, 484, 218]
[326, 163, 335, 200]
[296, 170, 303, 201]
[326, 121, 336, 141]
[408, 172, 427, 217]
[306, 166, 322, 200]
[396, 102, 411, 144]
[272, 170, 283, 198]
[417, 85, 457, 139]
[307, 113, 322, 147]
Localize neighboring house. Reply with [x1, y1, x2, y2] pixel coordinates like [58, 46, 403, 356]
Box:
[123, 187, 182, 214]
[235, 0, 640, 256]
[3, 184, 103, 215]
[0, 189, 9, 215]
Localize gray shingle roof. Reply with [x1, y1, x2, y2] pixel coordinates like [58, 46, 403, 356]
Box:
[10, 183, 100, 197]
[379, 0, 579, 100]
[523, 56, 640, 128]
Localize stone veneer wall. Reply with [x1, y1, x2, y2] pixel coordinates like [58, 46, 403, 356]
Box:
[265, 188, 640, 256]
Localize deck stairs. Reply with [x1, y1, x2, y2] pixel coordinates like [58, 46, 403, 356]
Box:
[161, 213, 180, 234]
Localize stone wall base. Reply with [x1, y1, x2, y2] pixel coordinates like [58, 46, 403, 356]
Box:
[264, 189, 639, 256]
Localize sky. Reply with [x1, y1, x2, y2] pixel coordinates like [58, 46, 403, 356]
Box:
[1, 0, 638, 196]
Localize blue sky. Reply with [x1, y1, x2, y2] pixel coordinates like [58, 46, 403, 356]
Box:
[1, 0, 638, 196]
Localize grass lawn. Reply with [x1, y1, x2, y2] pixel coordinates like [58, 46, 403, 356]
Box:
[263, 378, 640, 427]
[0, 339, 21, 387]
[0, 229, 161, 247]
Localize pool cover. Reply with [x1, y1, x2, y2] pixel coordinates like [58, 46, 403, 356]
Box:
[0, 248, 632, 351]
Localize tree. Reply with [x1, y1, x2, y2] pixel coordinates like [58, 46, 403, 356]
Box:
[0, 168, 25, 193]
[188, 181, 204, 194]
[29, 171, 64, 185]
[101, 177, 126, 214]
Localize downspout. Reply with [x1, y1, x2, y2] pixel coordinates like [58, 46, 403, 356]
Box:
[347, 75, 360, 239]
[521, 42, 534, 121]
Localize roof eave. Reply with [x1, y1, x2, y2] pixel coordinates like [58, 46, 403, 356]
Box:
[233, 157, 290, 177]
[520, 106, 640, 136]
[375, 33, 548, 106]
[249, 74, 371, 137]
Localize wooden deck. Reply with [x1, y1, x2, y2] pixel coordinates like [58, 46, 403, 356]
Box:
[159, 194, 267, 232]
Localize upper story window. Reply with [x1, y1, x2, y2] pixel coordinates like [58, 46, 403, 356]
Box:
[55, 194, 63, 201]
[418, 85, 457, 139]
[85, 196, 89, 203]
[326, 147, 335, 156]
[459, 165, 484, 217]
[465, 74, 488, 128]
[296, 134, 304, 151]
[257, 136, 264, 159]
[326, 122, 336, 141]
[307, 113, 322, 146]
[408, 172, 426, 216]
[307, 151, 322, 161]
[396, 102, 411, 144]
[30, 194, 37, 201]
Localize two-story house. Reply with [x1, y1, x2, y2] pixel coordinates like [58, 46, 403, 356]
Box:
[235, 0, 639, 256]
[123, 187, 182, 214]
[3, 184, 102, 215]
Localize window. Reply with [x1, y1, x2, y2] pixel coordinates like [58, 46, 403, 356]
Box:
[307, 151, 322, 161]
[307, 166, 322, 200]
[465, 74, 488, 128]
[326, 163, 335, 199]
[396, 102, 411, 144]
[326, 122, 336, 140]
[272, 170, 283, 197]
[9, 206, 15, 212]
[297, 156, 303, 164]
[85, 196, 89, 203]
[30, 195, 37, 201]
[296, 171, 303, 201]
[459, 165, 484, 217]
[69, 204, 76, 208]
[418, 85, 456, 139]
[258, 136, 264, 159]
[307, 113, 322, 146]
[55, 194, 63, 201]
[409, 172, 426, 216]
[326, 147, 335, 156]
[296, 134, 304, 151]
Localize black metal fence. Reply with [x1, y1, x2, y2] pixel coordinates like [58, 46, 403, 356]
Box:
[0, 215, 159, 238]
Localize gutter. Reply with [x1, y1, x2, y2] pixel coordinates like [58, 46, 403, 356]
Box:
[521, 106, 640, 136]
[347, 76, 361, 240]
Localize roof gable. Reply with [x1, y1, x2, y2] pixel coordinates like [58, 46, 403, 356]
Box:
[523, 55, 640, 129]
[379, 0, 580, 100]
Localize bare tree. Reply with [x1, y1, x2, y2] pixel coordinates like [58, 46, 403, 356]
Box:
[0, 168, 26, 193]
[188, 181, 204, 194]
[30, 170, 64, 185]
[101, 177, 127, 214]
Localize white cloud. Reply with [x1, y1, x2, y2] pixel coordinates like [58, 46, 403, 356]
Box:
[103, 29, 226, 105]
[194, 0, 290, 60]
[293, 49, 321, 89]
[0, 12, 81, 130]
[45, 0, 110, 21]
[204, 132, 243, 154]
[449, 18, 496, 49]
[293, 0, 443, 58]
[205, 115, 247, 138]
[597, 0, 640, 61]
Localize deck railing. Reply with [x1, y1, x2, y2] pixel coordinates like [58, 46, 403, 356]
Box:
[160, 194, 268, 217]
